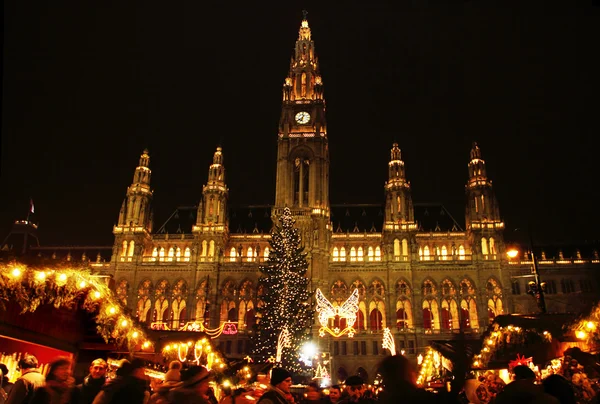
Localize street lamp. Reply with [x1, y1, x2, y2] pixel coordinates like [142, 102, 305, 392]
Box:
[506, 245, 547, 314]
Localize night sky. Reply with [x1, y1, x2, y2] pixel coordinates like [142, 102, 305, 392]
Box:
[2, 2, 598, 247]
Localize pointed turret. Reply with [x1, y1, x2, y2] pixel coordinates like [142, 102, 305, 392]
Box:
[384, 143, 415, 228]
[112, 149, 153, 264]
[281, 11, 324, 104]
[465, 142, 504, 258]
[194, 147, 228, 233]
[116, 149, 153, 230]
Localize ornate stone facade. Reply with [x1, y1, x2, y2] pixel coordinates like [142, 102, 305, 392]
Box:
[106, 16, 599, 382]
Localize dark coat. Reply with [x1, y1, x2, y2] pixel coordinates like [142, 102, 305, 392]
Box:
[71, 375, 106, 404]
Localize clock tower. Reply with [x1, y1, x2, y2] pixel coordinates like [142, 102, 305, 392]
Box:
[274, 11, 330, 282]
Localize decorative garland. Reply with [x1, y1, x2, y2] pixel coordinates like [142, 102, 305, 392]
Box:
[471, 324, 552, 369]
[416, 348, 443, 386]
[568, 302, 600, 344]
[0, 263, 153, 352]
[161, 337, 226, 373]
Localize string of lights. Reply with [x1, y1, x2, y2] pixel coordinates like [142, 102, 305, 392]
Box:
[0, 263, 153, 352]
[251, 207, 313, 373]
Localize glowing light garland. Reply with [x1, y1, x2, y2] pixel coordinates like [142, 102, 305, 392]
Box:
[471, 324, 552, 369]
[315, 288, 359, 338]
[0, 264, 153, 352]
[151, 320, 237, 338]
[162, 338, 225, 372]
[382, 327, 396, 355]
[416, 348, 443, 386]
[569, 302, 600, 343]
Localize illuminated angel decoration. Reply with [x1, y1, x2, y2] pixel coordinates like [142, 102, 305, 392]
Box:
[316, 288, 359, 338]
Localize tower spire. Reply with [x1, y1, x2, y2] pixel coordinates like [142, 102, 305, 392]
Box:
[468, 142, 488, 183]
[281, 11, 323, 103]
[194, 146, 228, 232]
[465, 142, 502, 230]
[117, 149, 153, 230]
[384, 143, 414, 227]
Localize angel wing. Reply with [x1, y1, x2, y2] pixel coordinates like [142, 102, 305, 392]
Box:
[339, 289, 360, 327]
[315, 288, 336, 327]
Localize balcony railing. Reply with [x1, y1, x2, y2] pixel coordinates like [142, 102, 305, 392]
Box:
[416, 255, 474, 262]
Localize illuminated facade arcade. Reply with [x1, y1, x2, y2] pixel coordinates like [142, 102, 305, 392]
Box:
[101, 16, 599, 382]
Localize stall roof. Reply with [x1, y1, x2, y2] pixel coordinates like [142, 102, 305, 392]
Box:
[490, 313, 579, 341]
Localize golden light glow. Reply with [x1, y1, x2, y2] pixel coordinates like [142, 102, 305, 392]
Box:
[506, 249, 519, 259]
[586, 321, 596, 330]
[0, 263, 152, 355]
[576, 330, 587, 339]
[143, 341, 150, 348]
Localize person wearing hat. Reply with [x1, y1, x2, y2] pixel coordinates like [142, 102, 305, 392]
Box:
[148, 361, 182, 404]
[257, 367, 292, 404]
[168, 365, 213, 404]
[92, 358, 150, 404]
[338, 376, 375, 404]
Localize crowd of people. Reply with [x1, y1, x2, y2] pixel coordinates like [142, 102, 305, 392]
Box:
[0, 353, 597, 404]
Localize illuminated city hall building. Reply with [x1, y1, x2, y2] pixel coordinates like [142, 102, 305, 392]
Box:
[65, 16, 600, 381]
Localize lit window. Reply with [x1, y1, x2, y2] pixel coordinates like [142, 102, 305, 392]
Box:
[458, 245, 465, 260]
[357, 247, 364, 262]
[375, 246, 381, 261]
[168, 247, 175, 262]
[340, 247, 346, 262]
[350, 247, 357, 262]
[264, 247, 270, 259]
[481, 238, 489, 256]
[247, 247, 253, 262]
[367, 247, 374, 262]
[333, 247, 339, 262]
[184, 247, 191, 262]
[175, 247, 181, 261]
[230, 247, 236, 262]
[423, 246, 430, 261]
[394, 239, 400, 256]
[127, 241, 135, 257]
[441, 246, 448, 260]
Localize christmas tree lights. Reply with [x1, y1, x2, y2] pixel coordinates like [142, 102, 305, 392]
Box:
[250, 208, 313, 373]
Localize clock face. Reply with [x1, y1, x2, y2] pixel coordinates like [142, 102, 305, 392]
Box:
[295, 111, 311, 124]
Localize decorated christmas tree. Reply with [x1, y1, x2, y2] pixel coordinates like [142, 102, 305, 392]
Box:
[251, 207, 313, 373]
